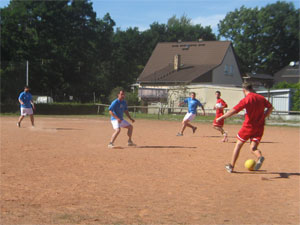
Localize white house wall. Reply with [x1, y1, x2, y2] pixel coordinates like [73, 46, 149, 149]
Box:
[168, 84, 244, 114]
[212, 45, 243, 86]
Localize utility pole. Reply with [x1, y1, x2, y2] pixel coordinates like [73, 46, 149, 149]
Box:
[26, 60, 29, 86]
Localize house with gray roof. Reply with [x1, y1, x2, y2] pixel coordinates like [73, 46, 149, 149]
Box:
[137, 41, 243, 102]
[273, 61, 300, 85]
[138, 41, 242, 85]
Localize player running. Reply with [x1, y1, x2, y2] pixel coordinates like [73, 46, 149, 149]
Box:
[216, 83, 273, 173]
[17, 86, 35, 128]
[213, 91, 228, 142]
[108, 90, 136, 148]
[177, 92, 205, 136]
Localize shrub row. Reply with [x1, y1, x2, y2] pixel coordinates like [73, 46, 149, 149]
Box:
[1, 103, 104, 115]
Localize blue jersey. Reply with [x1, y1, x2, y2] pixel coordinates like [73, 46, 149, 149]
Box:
[184, 97, 202, 114]
[18, 92, 32, 108]
[109, 99, 128, 121]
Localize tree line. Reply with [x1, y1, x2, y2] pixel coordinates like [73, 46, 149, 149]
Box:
[1, 0, 299, 103]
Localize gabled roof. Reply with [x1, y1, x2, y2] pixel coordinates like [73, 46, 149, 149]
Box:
[274, 61, 300, 84]
[138, 41, 232, 84]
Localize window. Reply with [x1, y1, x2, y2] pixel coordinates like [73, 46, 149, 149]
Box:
[224, 64, 229, 75]
[224, 64, 234, 76]
[229, 65, 234, 75]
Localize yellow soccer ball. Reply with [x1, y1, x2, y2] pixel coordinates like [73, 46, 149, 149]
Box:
[244, 159, 256, 171]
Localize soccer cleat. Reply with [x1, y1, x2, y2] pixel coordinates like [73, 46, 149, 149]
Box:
[17, 122, 20, 128]
[127, 141, 136, 147]
[192, 126, 197, 134]
[254, 156, 265, 171]
[176, 133, 183, 136]
[108, 142, 114, 148]
[225, 164, 233, 173]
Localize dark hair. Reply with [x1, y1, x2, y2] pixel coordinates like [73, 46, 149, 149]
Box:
[190, 92, 196, 96]
[242, 83, 254, 91]
[24, 86, 30, 89]
[215, 91, 221, 95]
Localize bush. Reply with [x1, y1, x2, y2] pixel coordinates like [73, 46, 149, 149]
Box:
[108, 87, 140, 106]
[1, 103, 104, 115]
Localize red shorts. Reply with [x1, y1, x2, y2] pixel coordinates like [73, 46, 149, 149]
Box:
[213, 117, 224, 127]
[237, 126, 264, 143]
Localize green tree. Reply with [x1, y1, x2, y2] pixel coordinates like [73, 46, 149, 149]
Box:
[0, 0, 115, 103]
[218, 1, 299, 74]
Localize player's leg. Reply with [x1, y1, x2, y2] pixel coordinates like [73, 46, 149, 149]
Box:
[250, 129, 265, 170]
[109, 120, 121, 148]
[213, 118, 227, 142]
[178, 113, 196, 135]
[230, 140, 244, 169]
[121, 120, 135, 146]
[226, 127, 249, 173]
[110, 128, 121, 144]
[29, 115, 34, 127]
[177, 119, 187, 135]
[213, 125, 224, 135]
[250, 141, 262, 159]
[125, 124, 133, 142]
[18, 108, 26, 127]
[17, 115, 24, 127]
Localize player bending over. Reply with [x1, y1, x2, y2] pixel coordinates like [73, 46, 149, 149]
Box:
[177, 92, 205, 136]
[216, 83, 273, 173]
[108, 90, 136, 148]
[213, 91, 228, 142]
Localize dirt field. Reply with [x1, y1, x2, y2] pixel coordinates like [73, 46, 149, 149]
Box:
[1, 116, 299, 225]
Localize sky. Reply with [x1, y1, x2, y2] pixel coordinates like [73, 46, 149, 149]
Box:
[0, 0, 299, 36]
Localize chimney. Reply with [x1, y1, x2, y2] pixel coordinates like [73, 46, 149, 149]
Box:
[174, 54, 181, 71]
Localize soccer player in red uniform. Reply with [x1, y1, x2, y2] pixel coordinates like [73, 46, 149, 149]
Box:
[216, 83, 273, 173]
[213, 91, 228, 142]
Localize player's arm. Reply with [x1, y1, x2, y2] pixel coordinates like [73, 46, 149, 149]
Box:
[18, 98, 24, 105]
[30, 100, 35, 110]
[125, 110, 135, 123]
[264, 106, 273, 118]
[178, 100, 186, 107]
[18, 94, 24, 105]
[216, 108, 237, 122]
[109, 110, 122, 123]
[200, 105, 205, 116]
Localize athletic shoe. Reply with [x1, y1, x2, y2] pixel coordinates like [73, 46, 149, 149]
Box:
[225, 164, 233, 173]
[17, 122, 20, 128]
[108, 143, 114, 148]
[127, 141, 136, 146]
[176, 133, 183, 136]
[254, 156, 265, 171]
[192, 127, 197, 134]
[222, 132, 228, 142]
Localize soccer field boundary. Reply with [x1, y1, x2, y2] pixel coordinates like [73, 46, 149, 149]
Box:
[1, 113, 299, 127]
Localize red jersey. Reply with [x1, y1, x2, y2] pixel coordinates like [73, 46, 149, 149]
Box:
[215, 98, 227, 117]
[233, 92, 272, 128]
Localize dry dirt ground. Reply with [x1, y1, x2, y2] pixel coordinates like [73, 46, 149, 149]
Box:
[1, 116, 299, 225]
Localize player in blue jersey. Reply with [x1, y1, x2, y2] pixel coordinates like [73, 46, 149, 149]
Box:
[17, 86, 35, 127]
[177, 92, 205, 136]
[108, 90, 136, 148]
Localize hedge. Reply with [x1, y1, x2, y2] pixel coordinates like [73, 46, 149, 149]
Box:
[1, 103, 104, 115]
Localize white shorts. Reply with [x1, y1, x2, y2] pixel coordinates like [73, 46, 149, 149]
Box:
[111, 119, 131, 129]
[183, 112, 196, 122]
[20, 108, 33, 116]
